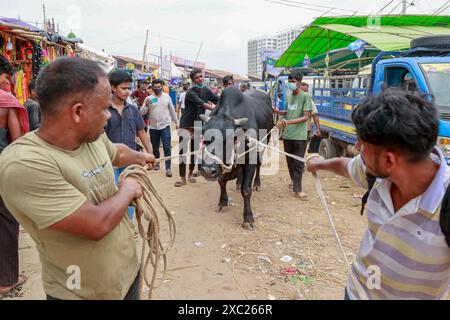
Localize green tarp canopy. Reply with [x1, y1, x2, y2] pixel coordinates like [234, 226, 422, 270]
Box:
[275, 15, 450, 68]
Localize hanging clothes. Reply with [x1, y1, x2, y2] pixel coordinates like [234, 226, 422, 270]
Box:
[14, 69, 25, 105]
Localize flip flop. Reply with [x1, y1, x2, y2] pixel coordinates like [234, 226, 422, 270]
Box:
[174, 180, 187, 187]
[294, 192, 308, 201]
[188, 177, 197, 183]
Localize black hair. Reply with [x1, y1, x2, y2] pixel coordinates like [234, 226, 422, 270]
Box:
[288, 71, 303, 82]
[0, 55, 14, 77]
[28, 79, 37, 92]
[152, 79, 165, 87]
[108, 69, 133, 87]
[36, 57, 106, 115]
[190, 68, 202, 81]
[222, 75, 233, 86]
[351, 88, 438, 162]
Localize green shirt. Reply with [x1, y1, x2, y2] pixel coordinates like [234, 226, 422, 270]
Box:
[283, 91, 312, 141]
[0, 133, 139, 300]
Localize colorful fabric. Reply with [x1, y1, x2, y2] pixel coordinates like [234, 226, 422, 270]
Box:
[0, 89, 29, 134]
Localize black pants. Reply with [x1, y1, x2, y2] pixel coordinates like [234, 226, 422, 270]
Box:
[308, 133, 322, 154]
[284, 139, 307, 193]
[46, 271, 141, 300]
[178, 134, 198, 178]
[0, 196, 19, 286]
[150, 126, 172, 170]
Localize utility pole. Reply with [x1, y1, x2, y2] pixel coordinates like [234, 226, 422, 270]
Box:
[43, 4, 47, 32]
[170, 51, 173, 79]
[142, 29, 149, 72]
[159, 34, 163, 79]
[194, 42, 203, 67]
[402, 0, 407, 14]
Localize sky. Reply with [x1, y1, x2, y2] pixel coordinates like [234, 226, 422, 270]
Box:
[1, 0, 448, 75]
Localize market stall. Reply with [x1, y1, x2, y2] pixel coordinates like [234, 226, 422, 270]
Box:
[0, 17, 81, 104]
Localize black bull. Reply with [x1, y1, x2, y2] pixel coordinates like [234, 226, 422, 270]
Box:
[200, 88, 274, 230]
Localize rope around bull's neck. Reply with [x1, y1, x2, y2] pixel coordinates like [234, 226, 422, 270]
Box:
[130, 124, 349, 295]
[119, 165, 176, 299]
[246, 135, 350, 270]
[201, 122, 349, 269]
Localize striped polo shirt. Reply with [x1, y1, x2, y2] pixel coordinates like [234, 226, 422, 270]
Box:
[346, 147, 450, 300]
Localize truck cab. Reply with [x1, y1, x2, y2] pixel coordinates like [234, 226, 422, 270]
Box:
[311, 36, 450, 163]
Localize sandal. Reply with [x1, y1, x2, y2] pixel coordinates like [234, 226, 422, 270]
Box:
[174, 180, 187, 187]
[188, 177, 197, 183]
[294, 192, 308, 201]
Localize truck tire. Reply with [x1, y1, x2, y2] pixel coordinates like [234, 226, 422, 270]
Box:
[319, 138, 341, 159]
[410, 35, 450, 50]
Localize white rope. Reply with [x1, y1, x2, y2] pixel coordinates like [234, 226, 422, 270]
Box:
[312, 172, 350, 269]
[246, 138, 350, 269]
[153, 126, 350, 269]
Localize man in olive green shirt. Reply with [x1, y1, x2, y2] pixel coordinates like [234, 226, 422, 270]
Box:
[0, 57, 155, 300]
[274, 71, 311, 200]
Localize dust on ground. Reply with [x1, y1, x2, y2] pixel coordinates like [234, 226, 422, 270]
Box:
[7, 140, 367, 300]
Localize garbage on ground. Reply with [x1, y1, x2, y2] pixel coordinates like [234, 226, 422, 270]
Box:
[257, 255, 272, 264]
[194, 241, 205, 248]
[280, 267, 297, 276]
[222, 257, 231, 264]
[280, 255, 293, 263]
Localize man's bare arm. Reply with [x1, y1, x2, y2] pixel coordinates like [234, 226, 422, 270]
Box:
[50, 178, 141, 241]
[307, 156, 351, 178]
[113, 143, 155, 169]
[137, 129, 153, 154]
[8, 108, 22, 141]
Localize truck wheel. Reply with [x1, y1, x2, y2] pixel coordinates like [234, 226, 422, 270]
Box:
[319, 139, 341, 159]
[410, 35, 450, 50]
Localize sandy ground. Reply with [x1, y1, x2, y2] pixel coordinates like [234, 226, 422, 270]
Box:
[5, 133, 368, 300]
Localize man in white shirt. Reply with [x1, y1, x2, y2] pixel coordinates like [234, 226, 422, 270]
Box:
[176, 83, 189, 118]
[141, 79, 178, 177]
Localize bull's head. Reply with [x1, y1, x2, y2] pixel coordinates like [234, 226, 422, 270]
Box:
[200, 113, 248, 181]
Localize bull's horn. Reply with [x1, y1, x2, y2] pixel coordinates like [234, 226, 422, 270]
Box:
[234, 118, 248, 126]
[200, 114, 211, 122]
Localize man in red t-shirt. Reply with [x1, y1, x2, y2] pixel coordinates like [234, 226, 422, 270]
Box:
[131, 82, 149, 107]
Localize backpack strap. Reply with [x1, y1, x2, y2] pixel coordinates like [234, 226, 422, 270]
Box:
[439, 184, 450, 247]
[360, 174, 376, 216]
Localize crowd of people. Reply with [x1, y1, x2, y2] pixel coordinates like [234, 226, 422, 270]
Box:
[0, 55, 449, 300]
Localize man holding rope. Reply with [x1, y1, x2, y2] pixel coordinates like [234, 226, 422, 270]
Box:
[274, 70, 311, 200]
[307, 89, 450, 300]
[0, 57, 155, 300]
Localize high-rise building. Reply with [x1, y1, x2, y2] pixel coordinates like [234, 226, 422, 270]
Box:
[276, 27, 303, 52]
[247, 36, 277, 78]
[247, 26, 303, 78]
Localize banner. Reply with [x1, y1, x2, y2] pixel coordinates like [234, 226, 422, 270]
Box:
[259, 49, 284, 79]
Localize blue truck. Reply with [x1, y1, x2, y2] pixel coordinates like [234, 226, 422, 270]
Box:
[310, 35, 450, 163]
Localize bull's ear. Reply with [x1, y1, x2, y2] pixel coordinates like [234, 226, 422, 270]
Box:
[200, 114, 211, 123]
[234, 118, 248, 126]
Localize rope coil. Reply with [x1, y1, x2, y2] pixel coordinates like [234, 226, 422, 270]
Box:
[119, 165, 176, 299]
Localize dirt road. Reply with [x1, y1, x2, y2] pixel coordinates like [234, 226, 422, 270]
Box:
[8, 141, 367, 300]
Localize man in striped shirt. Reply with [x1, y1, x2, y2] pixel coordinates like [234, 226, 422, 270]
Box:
[307, 89, 450, 300]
